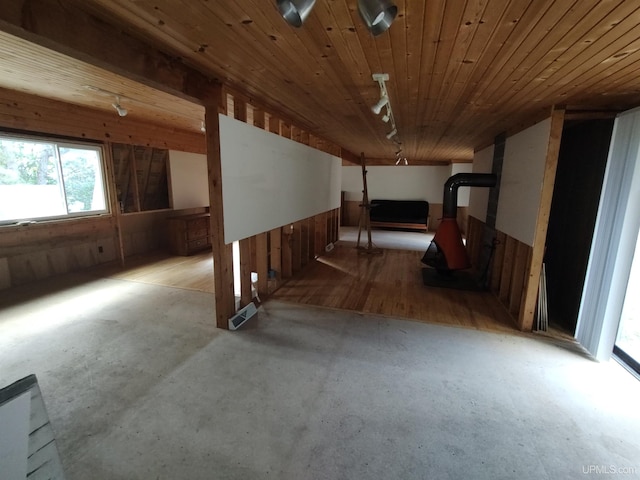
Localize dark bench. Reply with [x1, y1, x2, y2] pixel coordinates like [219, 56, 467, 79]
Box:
[369, 199, 430, 232]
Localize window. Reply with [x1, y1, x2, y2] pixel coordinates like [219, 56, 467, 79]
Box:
[0, 135, 108, 224]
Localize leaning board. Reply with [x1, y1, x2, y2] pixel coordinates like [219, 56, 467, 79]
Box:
[219, 114, 342, 244]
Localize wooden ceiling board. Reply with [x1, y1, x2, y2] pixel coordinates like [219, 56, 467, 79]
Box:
[1, 0, 640, 165]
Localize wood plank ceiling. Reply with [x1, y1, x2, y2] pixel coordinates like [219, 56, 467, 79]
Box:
[1, 0, 640, 164]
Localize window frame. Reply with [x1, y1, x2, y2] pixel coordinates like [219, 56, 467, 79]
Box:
[0, 132, 111, 226]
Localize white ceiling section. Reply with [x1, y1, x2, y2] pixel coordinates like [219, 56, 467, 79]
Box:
[1, 1, 640, 164]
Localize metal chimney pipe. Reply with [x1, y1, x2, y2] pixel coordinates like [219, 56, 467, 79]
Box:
[442, 173, 497, 218]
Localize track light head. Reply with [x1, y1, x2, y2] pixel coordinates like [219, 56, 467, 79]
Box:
[112, 96, 127, 117]
[382, 113, 390, 123]
[358, 0, 398, 36]
[386, 128, 397, 139]
[277, 0, 316, 27]
[372, 95, 389, 115]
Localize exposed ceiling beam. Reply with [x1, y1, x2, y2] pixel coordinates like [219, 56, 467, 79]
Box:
[0, 0, 219, 104]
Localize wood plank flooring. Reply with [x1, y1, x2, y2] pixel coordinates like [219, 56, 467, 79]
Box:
[272, 244, 519, 333]
[89, 250, 215, 293]
[87, 239, 518, 333]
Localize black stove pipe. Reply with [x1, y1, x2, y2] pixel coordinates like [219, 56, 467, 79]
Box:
[443, 173, 497, 218]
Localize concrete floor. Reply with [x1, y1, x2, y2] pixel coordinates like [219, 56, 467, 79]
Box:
[1, 273, 640, 479]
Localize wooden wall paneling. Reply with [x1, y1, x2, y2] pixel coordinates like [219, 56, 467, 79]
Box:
[281, 224, 293, 278]
[491, 230, 506, 293]
[300, 219, 310, 266]
[269, 115, 281, 136]
[0, 88, 206, 154]
[315, 212, 327, 257]
[498, 235, 516, 304]
[308, 217, 316, 262]
[292, 222, 302, 273]
[269, 227, 282, 292]
[280, 121, 291, 139]
[518, 107, 566, 331]
[508, 241, 531, 317]
[255, 232, 268, 298]
[103, 141, 126, 266]
[204, 84, 235, 328]
[253, 108, 266, 129]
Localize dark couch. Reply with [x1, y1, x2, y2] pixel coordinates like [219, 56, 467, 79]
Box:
[369, 199, 430, 231]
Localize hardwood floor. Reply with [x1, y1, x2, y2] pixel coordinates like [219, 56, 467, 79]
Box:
[272, 244, 519, 333]
[89, 250, 215, 293]
[87, 234, 518, 333]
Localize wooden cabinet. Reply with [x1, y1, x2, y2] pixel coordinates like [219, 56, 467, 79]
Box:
[167, 213, 211, 256]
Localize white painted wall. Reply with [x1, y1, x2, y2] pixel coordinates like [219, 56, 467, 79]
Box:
[341, 165, 451, 203]
[168, 151, 209, 209]
[219, 114, 342, 244]
[468, 145, 494, 222]
[496, 118, 552, 246]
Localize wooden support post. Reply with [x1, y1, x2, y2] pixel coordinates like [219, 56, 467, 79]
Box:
[292, 222, 302, 273]
[509, 241, 530, 316]
[491, 231, 506, 293]
[204, 84, 235, 329]
[315, 212, 327, 256]
[232, 95, 253, 307]
[300, 219, 310, 266]
[270, 227, 282, 288]
[256, 232, 268, 298]
[308, 217, 316, 260]
[281, 224, 293, 278]
[518, 106, 565, 331]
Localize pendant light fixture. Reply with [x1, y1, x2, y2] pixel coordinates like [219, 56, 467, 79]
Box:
[276, 0, 397, 34]
[277, 0, 317, 27]
[358, 0, 397, 36]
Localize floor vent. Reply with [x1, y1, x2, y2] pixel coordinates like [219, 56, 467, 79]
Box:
[228, 302, 258, 331]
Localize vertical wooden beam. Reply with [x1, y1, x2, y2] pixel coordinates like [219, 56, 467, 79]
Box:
[270, 227, 282, 287]
[292, 222, 302, 273]
[204, 84, 235, 329]
[256, 232, 268, 298]
[308, 216, 316, 259]
[281, 224, 293, 278]
[300, 219, 310, 266]
[103, 142, 126, 266]
[315, 212, 327, 256]
[518, 107, 566, 331]
[232, 96, 253, 307]
[268, 115, 281, 135]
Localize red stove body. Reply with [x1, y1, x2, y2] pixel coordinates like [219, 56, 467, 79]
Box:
[422, 173, 497, 273]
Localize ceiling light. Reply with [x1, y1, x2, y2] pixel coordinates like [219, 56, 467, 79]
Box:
[277, 0, 316, 27]
[372, 95, 389, 114]
[382, 113, 390, 123]
[358, 0, 397, 36]
[386, 128, 397, 139]
[200, 121, 206, 133]
[112, 96, 127, 117]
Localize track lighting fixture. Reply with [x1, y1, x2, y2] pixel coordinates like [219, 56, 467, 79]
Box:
[386, 128, 397, 139]
[277, 0, 317, 27]
[382, 113, 390, 123]
[200, 121, 206, 133]
[276, 0, 397, 34]
[371, 95, 389, 115]
[358, 0, 398, 36]
[112, 96, 128, 117]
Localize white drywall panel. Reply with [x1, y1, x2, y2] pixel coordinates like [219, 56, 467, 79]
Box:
[219, 114, 341, 244]
[496, 118, 552, 246]
[168, 151, 209, 209]
[468, 145, 494, 221]
[341, 165, 451, 203]
[450, 163, 474, 207]
[0, 391, 30, 480]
